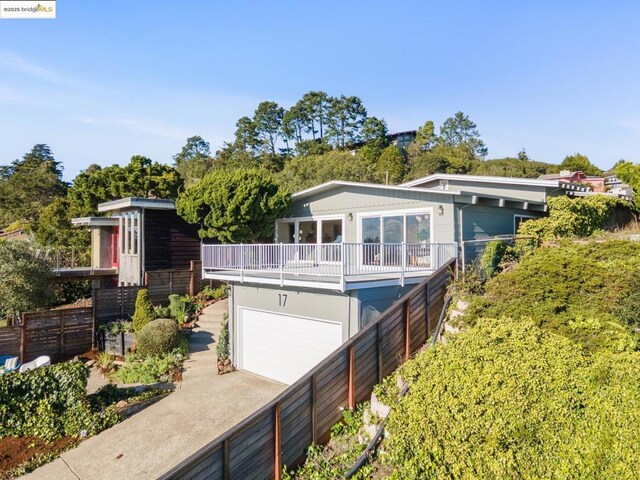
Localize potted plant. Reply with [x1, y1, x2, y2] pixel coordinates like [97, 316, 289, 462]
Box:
[98, 319, 135, 356]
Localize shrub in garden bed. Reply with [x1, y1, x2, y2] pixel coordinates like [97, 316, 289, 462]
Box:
[0, 361, 119, 442]
[137, 318, 181, 357]
[112, 352, 185, 384]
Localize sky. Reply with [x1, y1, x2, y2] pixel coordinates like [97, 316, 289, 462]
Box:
[1, 1, 640, 180]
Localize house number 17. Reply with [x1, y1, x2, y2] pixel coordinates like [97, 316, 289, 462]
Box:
[278, 294, 288, 307]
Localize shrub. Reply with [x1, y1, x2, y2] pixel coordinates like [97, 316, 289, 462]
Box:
[153, 305, 171, 319]
[216, 313, 230, 361]
[479, 239, 508, 279]
[112, 352, 184, 384]
[518, 194, 629, 239]
[132, 289, 155, 335]
[462, 240, 640, 352]
[375, 318, 640, 479]
[0, 361, 119, 442]
[136, 318, 181, 357]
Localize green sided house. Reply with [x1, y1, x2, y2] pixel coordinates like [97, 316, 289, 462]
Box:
[202, 174, 588, 384]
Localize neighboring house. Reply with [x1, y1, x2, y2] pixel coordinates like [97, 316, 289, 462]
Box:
[202, 174, 588, 384]
[538, 170, 635, 199]
[72, 197, 200, 287]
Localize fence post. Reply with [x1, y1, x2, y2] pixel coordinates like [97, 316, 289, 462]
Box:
[92, 288, 98, 349]
[348, 344, 356, 409]
[169, 271, 174, 294]
[189, 260, 196, 297]
[274, 403, 282, 480]
[425, 281, 431, 337]
[404, 299, 411, 360]
[119, 287, 125, 318]
[59, 313, 65, 361]
[20, 313, 27, 364]
[377, 321, 383, 383]
[223, 438, 230, 480]
[311, 374, 317, 443]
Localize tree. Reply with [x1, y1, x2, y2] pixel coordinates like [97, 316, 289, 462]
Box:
[68, 156, 183, 217]
[376, 145, 405, 184]
[361, 116, 389, 148]
[32, 197, 89, 250]
[0, 144, 67, 227]
[560, 153, 603, 176]
[253, 101, 285, 155]
[614, 160, 640, 195]
[298, 91, 333, 140]
[0, 240, 53, 320]
[472, 156, 559, 178]
[407, 120, 437, 157]
[176, 168, 291, 243]
[438, 111, 488, 157]
[326, 95, 368, 148]
[173, 136, 215, 187]
[278, 150, 377, 192]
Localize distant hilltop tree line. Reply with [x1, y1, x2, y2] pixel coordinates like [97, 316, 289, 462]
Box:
[1, 89, 639, 248]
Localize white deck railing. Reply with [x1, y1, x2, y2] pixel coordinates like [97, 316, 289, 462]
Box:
[202, 242, 457, 289]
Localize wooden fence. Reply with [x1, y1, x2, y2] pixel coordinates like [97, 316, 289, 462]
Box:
[161, 259, 456, 480]
[0, 307, 93, 363]
[95, 261, 212, 323]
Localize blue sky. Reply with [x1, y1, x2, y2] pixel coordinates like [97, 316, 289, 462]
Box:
[1, 1, 639, 180]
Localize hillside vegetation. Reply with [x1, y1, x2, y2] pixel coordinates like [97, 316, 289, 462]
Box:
[286, 235, 640, 479]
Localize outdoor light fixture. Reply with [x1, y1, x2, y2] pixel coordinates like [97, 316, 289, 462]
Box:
[348, 213, 353, 222]
[438, 205, 444, 216]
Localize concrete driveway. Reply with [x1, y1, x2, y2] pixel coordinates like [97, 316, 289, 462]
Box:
[27, 299, 286, 480]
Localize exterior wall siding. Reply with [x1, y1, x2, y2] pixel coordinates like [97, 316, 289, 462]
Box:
[460, 204, 543, 240]
[289, 186, 457, 243]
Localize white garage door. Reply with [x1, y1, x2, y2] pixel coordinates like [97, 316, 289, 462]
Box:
[238, 308, 343, 385]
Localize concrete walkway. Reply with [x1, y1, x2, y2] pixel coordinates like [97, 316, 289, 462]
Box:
[28, 300, 286, 480]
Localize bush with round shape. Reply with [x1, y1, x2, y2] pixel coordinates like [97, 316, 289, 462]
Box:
[136, 318, 181, 357]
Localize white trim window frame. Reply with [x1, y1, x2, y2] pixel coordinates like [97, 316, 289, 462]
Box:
[275, 215, 346, 264]
[356, 208, 434, 268]
[513, 214, 536, 234]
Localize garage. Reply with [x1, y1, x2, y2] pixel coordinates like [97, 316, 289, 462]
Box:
[237, 308, 343, 385]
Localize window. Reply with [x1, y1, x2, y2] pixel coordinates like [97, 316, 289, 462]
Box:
[276, 217, 344, 245]
[360, 212, 432, 245]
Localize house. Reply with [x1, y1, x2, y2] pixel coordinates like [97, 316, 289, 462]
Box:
[201, 174, 589, 384]
[72, 197, 200, 287]
[538, 170, 633, 200]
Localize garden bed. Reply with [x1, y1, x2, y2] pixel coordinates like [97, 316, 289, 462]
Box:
[0, 436, 78, 477]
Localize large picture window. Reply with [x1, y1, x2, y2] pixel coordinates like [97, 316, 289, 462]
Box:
[360, 212, 431, 245]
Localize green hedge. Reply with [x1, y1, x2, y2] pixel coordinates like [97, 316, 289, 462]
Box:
[375, 318, 640, 479]
[462, 240, 640, 352]
[0, 362, 119, 442]
[518, 194, 628, 239]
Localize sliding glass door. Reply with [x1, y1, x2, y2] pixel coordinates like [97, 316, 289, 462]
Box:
[360, 211, 432, 267]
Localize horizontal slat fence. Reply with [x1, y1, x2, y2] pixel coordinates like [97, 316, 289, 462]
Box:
[161, 258, 456, 480]
[95, 261, 212, 323]
[0, 307, 93, 363]
[0, 326, 22, 359]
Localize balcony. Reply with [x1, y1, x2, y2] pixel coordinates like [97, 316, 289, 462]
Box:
[201, 242, 458, 291]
